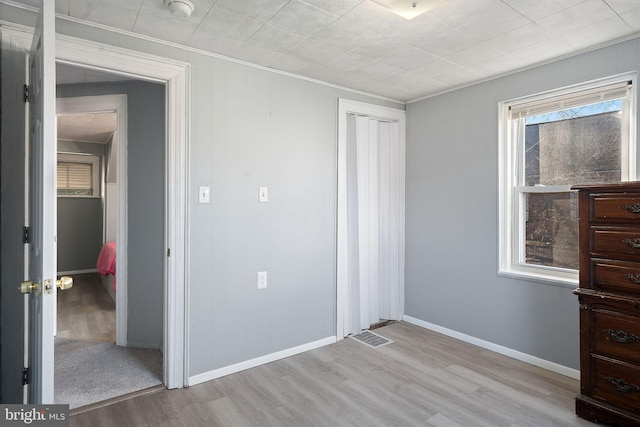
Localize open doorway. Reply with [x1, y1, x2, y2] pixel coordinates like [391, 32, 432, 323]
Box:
[53, 64, 165, 409]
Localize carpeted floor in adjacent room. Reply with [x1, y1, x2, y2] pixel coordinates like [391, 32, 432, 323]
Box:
[55, 338, 163, 409]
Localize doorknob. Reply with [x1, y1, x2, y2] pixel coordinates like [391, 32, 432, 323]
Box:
[19, 281, 40, 295]
[42, 276, 74, 294]
[56, 276, 73, 290]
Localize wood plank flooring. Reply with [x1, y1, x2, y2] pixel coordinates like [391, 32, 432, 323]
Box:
[70, 322, 593, 427]
[57, 273, 115, 342]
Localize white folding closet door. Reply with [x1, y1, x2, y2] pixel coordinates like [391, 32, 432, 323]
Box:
[345, 114, 401, 335]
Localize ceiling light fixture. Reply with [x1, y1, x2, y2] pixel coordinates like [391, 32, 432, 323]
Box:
[370, 0, 445, 20]
[165, 0, 195, 18]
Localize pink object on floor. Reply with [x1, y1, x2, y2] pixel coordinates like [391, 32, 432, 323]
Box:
[96, 241, 116, 291]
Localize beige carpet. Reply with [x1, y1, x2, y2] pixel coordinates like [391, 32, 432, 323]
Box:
[55, 338, 163, 409]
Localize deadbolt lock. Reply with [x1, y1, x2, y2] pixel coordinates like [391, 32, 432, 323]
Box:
[19, 281, 40, 295]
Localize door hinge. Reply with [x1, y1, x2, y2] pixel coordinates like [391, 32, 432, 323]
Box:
[22, 367, 30, 385]
[23, 84, 30, 103]
[167, 248, 171, 257]
[23, 226, 31, 244]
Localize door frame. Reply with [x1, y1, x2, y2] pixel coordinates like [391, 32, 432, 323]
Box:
[2, 25, 190, 389]
[336, 99, 406, 340]
[57, 94, 128, 347]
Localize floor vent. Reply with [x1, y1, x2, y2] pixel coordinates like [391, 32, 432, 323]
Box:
[351, 330, 393, 348]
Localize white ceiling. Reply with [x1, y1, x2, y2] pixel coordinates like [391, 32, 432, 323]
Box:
[17, 0, 640, 102]
[57, 112, 116, 144]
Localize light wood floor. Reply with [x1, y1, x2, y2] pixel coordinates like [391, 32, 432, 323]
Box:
[70, 322, 594, 427]
[57, 273, 115, 342]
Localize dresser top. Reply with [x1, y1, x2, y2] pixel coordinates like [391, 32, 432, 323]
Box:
[572, 181, 640, 191]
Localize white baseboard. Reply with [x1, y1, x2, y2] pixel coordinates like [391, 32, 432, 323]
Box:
[403, 315, 580, 380]
[57, 269, 98, 275]
[188, 336, 337, 386]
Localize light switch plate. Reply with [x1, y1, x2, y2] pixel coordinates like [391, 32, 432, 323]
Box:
[199, 186, 210, 204]
[259, 187, 268, 203]
[257, 271, 267, 289]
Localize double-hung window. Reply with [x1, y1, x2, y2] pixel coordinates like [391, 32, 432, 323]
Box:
[499, 75, 636, 285]
[57, 153, 100, 197]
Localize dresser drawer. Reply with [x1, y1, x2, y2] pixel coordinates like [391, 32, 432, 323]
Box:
[591, 228, 640, 257]
[592, 259, 640, 296]
[593, 310, 640, 364]
[592, 356, 640, 414]
[591, 194, 640, 222]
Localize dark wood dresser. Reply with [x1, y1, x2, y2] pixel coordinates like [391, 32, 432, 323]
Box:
[573, 182, 640, 426]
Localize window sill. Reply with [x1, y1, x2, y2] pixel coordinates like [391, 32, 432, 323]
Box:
[498, 267, 578, 289]
[57, 195, 101, 199]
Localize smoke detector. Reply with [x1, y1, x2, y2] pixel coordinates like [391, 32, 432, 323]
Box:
[165, 0, 195, 18]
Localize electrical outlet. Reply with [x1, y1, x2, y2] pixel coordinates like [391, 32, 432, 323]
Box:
[257, 271, 267, 289]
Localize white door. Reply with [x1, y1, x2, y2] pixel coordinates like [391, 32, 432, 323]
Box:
[337, 99, 406, 339]
[25, 0, 57, 404]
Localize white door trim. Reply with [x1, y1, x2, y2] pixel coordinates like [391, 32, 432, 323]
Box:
[336, 99, 406, 340]
[56, 94, 128, 347]
[0, 25, 191, 389]
[57, 36, 191, 390]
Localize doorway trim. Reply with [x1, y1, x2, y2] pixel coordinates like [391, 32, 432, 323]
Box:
[56, 36, 190, 389]
[0, 25, 190, 389]
[57, 94, 128, 347]
[336, 99, 406, 340]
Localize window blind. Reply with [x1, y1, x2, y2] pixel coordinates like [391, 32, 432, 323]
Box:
[57, 161, 93, 194]
[509, 81, 631, 119]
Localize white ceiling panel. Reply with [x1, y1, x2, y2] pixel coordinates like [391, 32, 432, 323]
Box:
[214, 0, 289, 22]
[242, 23, 309, 55]
[67, 0, 143, 31]
[12, 0, 640, 102]
[299, 0, 364, 16]
[501, 0, 586, 21]
[380, 47, 439, 71]
[623, 7, 640, 32]
[58, 113, 117, 144]
[268, 1, 339, 36]
[607, 0, 640, 14]
[559, 15, 633, 50]
[535, 1, 618, 36]
[189, 6, 264, 43]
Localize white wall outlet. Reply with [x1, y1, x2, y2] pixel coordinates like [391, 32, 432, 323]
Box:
[259, 187, 268, 202]
[198, 186, 210, 204]
[257, 271, 267, 289]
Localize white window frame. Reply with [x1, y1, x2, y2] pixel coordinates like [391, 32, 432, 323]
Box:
[57, 153, 100, 198]
[498, 74, 636, 286]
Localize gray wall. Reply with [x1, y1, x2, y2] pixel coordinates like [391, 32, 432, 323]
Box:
[57, 140, 105, 273]
[57, 197, 103, 272]
[405, 38, 640, 370]
[2, 3, 403, 377]
[57, 81, 165, 349]
[51, 17, 402, 375]
[187, 55, 402, 374]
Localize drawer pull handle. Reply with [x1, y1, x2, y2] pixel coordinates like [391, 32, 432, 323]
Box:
[622, 238, 640, 249]
[605, 377, 640, 394]
[603, 329, 640, 344]
[626, 273, 640, 284]
[621, 203, 640, 213]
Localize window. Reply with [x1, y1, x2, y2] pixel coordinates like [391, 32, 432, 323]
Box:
[499, 76, 636, 285]
[57, 154, 100, 197]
